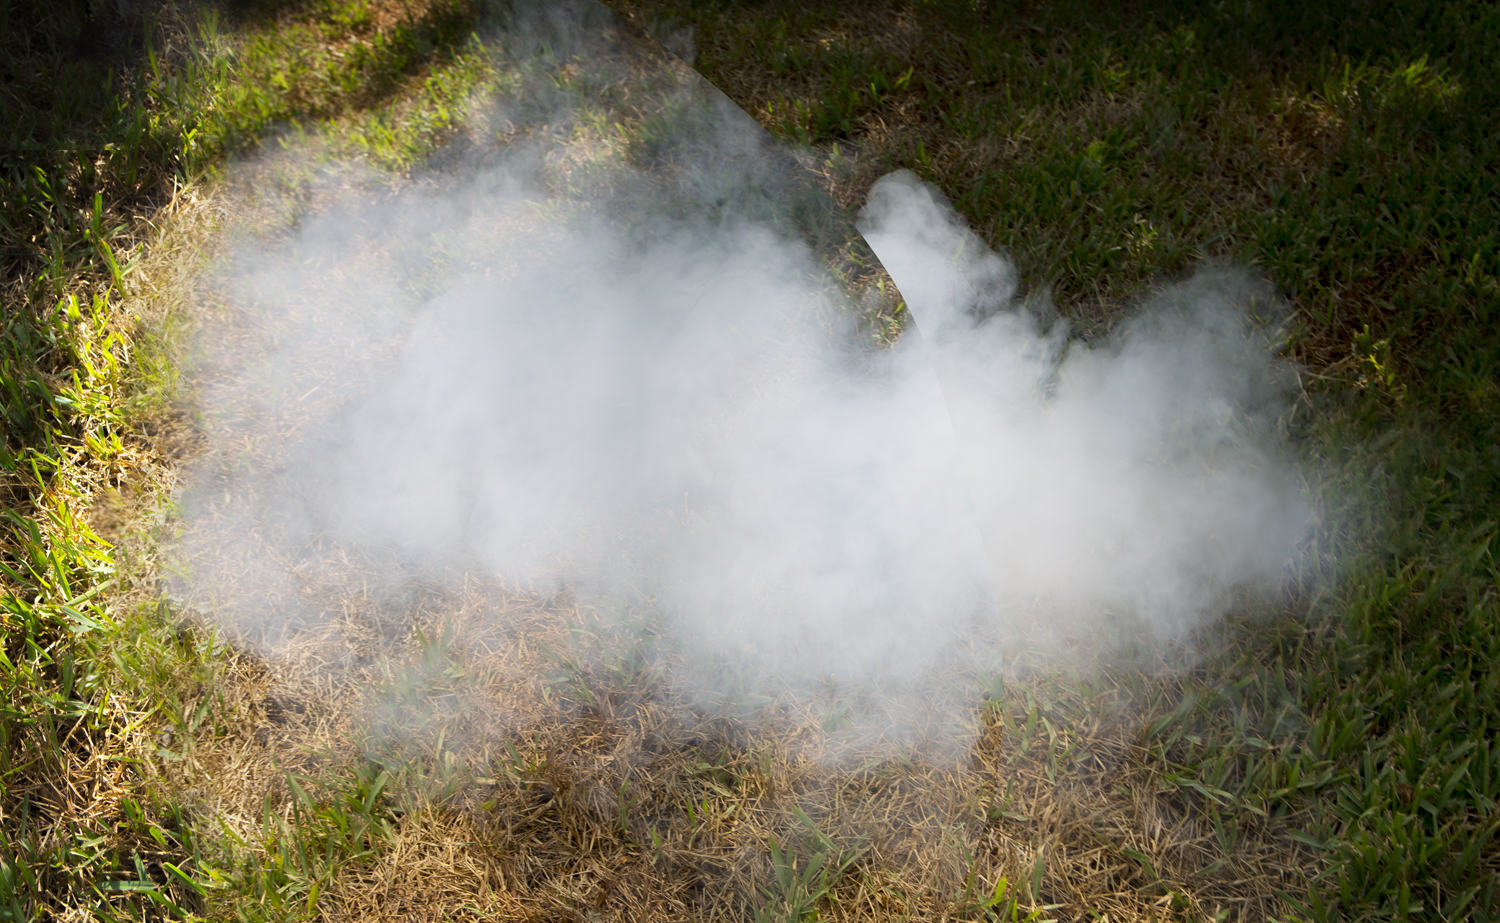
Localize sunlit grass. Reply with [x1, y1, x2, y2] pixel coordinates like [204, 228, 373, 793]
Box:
[4, 0, 1499, 918]
[0, 0, 522, 916]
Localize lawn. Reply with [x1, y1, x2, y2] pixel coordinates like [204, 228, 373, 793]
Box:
[1, 0, 1496, 920]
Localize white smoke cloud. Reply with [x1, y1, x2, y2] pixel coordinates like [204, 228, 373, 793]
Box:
[257, 186, 995, 680]
[177, 0, 1308, 712]
[859, 172, 1307, 636]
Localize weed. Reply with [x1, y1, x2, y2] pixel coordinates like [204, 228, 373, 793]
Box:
[757, 805, 869, 923]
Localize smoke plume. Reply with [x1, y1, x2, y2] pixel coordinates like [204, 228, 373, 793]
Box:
[176, 0, 1308, 725]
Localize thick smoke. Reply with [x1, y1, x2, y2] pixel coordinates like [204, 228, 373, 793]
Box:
[177, 1, 1308, 713]
[860, 174, 1306, 636]
[250, 182, 996, 680]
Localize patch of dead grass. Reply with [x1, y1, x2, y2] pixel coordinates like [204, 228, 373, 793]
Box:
[159, 538, 1321, 921]
[127, 8, 1324, 921]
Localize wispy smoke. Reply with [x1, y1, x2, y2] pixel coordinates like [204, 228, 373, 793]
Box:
[177, 0, 1307, 713]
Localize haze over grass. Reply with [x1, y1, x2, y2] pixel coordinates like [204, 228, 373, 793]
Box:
[178, 0, 1309, 720]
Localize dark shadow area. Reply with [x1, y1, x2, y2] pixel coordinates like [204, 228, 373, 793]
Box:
[932, 0, 1498, 101]
[0, 0, 490, 302]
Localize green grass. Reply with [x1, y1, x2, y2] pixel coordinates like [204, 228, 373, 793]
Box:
[4, 0, 1499, 918]
[0, 0, 513, 917]
[602, 0, 1500, 918]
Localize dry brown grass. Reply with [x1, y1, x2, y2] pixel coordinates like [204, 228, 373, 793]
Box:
[89, 7, 1327, 921]
[0, 170, 230, 922]
[159, 541, 1320, 921]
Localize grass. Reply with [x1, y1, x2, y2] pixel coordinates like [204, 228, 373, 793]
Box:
[0, 0, 509, 917]
[2, 0, 1497, 919]
[602, 1, 1500, 918]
